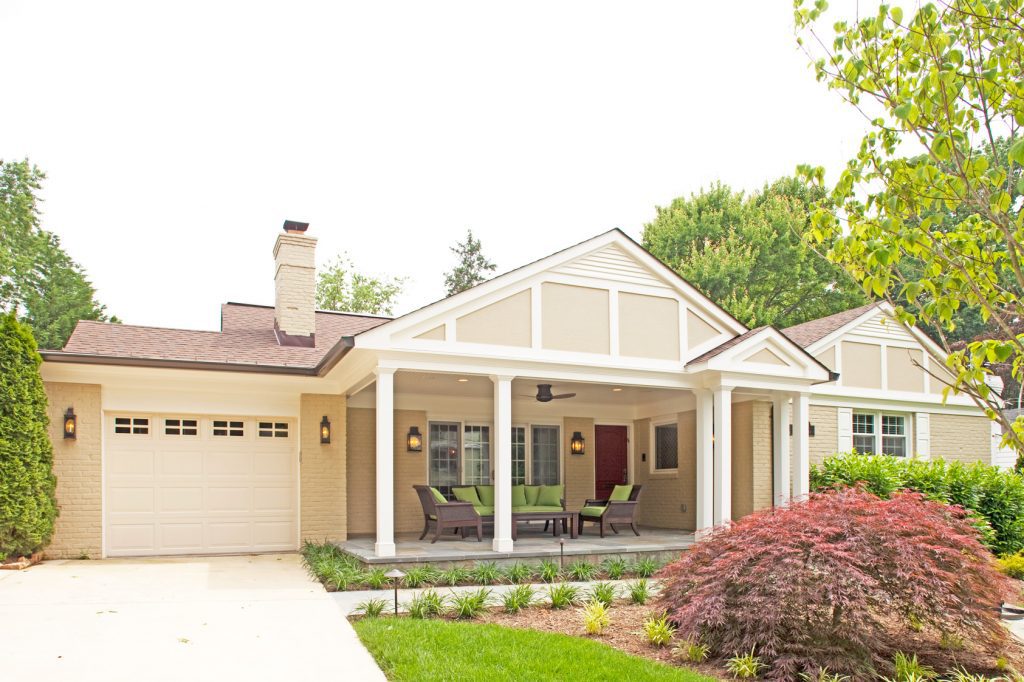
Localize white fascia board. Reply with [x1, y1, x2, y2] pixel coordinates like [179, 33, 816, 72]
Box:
[688, 328, 831, 382]
[809, 389, 982, 413]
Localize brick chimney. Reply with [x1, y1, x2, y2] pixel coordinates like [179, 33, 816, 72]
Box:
[273, 220, 317, 345]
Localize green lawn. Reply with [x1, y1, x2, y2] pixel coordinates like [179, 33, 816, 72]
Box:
[353, 618, 714, 682]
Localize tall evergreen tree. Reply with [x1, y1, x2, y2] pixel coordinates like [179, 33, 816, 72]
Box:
[0, 312, 58, 559]
[444, 229, 496, 296]
[0, 159, 116, 349]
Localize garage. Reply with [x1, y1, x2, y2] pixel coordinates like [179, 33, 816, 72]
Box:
[104, 413, 298, 557]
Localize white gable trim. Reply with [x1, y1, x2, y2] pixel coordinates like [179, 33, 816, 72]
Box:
[687, 328, 831, 382]
[355, 230, 747, 349]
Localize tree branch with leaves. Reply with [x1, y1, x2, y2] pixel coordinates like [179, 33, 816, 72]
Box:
[315, 254, 405, 316]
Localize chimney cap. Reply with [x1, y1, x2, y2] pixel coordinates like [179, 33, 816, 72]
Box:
[283, 220, 310, 234]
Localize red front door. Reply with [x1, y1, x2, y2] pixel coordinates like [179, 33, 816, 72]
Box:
[595, 425, 628, 500]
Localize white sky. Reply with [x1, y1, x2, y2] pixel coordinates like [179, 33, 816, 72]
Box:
[1, 0, 870, 332]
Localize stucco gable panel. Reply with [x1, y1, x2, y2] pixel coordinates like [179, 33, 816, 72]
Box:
[456, 290, 531, 347]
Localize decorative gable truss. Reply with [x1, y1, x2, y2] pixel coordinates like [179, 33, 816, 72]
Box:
[354, 231, 745, 370]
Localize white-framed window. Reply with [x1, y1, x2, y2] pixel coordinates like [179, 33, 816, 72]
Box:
[114, 416, 150, 435]
[653, 421, 678, 471]
[852, 411, 909, 457]
[428, 422, 461, 498]
[257, 421, 289, 438]
[164, 418, 198, 436]
[463, 424, 491, 485]
[530, 425, 560, 485]
[511, 426, 527, 485]
[429, 421, 559, 493]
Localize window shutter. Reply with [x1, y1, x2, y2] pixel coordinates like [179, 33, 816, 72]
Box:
[914, 413, 930, 459]
[837, 407, 853, 452]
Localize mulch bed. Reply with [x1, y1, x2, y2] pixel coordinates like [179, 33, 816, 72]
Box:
[0, 552, 42, 570]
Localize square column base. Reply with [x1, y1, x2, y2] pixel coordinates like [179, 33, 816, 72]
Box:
[492, 537, 514, 553]
[374, 542, 396, 558]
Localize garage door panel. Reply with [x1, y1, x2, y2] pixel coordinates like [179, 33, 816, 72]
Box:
[105, 414, 297, 557]
[159, 486, 204, 513]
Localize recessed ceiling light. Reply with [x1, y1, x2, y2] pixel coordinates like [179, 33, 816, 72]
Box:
[611, 387, 623, 392]
[457, 378, 469, 383]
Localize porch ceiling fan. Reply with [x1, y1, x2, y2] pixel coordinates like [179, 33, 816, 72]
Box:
[524, 383, 576, 403]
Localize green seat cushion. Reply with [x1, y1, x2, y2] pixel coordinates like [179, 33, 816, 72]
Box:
[524, 485, 541, 506]
[476, 485, 495, 506]
[537, 484, 563, 507]
[474, 505, 494, 516]
[511, 484, 528, 508]
[610, 485, 633, 502]
[429, 487, 447, 504]
[516, 505, 564, 513]
[580, 505, 606, 518]
[452, 486, 483, 506]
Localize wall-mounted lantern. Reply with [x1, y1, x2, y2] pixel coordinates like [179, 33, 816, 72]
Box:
[789, 423, 816, 437]
[63, 408, 77, 440]
[570, 431, 585, 456]
[320, 416, 331, 444]
[407, 426, 423, 452]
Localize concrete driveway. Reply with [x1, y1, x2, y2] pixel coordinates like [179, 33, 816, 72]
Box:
[0, 553, 384, 682]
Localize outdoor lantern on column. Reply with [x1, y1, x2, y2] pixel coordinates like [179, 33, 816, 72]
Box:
[63, 408, 77, 440]
[407, 426, 423, 452]
[570, 431, 585, 455]
[319, 416, 331, 444]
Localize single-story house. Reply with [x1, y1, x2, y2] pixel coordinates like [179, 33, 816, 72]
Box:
[38, 223, 1007, 559]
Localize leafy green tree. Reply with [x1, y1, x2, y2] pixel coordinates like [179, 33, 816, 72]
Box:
[794, 0, 1024, 462]
[0, 159, 115, 349]
[642, 178, 866, 327]
[0, 312, 58, 559]
[444, 229, 496, 296]
[315, 254, 405, 316]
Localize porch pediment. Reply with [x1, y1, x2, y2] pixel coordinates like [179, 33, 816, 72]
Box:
[686, 327, 831, 382]
[353, 230, 746, 369]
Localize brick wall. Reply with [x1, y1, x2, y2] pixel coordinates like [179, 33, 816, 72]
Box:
[300, 393, 347, 542]
[273, 233, 317, 337]
[43, 382, 102, 559]
[564, 417, 595, 510]
[929, 413, 992, 464]
[731, 402, 754, 519]
[809, 404, 839, 464]
[751, 401, 773, 512]
[344, 407, 429, 536]
[632, 413, 695, 531]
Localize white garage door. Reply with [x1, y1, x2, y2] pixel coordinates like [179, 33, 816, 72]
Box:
[104, 414, 298, 557]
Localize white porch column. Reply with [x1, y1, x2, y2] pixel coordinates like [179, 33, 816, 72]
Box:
[791, 392, 810, 499]
[694, 389, 714, 533]
[492, 375, 515, 553]
[772, 394, 791, 507]
[712, 386, 733, 526]
[374, 367, 396, 558]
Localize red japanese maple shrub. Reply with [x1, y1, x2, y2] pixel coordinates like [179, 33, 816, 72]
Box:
[657, 487, 1012, 680]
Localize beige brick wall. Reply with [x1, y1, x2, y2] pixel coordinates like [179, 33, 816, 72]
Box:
[929, 413, 991, 464]
[300, 393, 347, 542]
[564, 417, 595, 510]
[731, 402, 754, 519]
[345, 407, 429, 536]
[43, 382, 102, 559]
[809, 404, 839, 465]
[751, 401, 773, 512]
[273, 233, 317, 337]
[632, 412, 696, 531]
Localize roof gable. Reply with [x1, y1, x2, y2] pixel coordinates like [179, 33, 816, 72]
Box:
[686, 326, 832, 381]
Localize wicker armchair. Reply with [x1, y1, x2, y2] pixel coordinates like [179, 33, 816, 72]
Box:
[578, 485, 643, 538]
[414, 485, 482, 543]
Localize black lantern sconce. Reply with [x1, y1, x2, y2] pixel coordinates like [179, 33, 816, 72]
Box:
[788, 423, 816, 437]
[63, 407, 77, 440]
[570, 431, 585, 456]
[320, 416, 331, 444]
[407, 426, 423, 452]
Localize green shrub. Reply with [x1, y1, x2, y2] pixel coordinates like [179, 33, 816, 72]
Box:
[502, 584, 536, 613]
[449, 588, 491, 619]
[798, 669, 850, 682]
[406, 589, 446, 619]
[627, 579, 650, 605]
[672, 639, 709, 663]
[589, 581, 617, 607]
[997, 552, 1024, 579]
[548, 583, 581, 609]
[470, 561, 501, 585]
[502, 562, 533, 584]
[582, 600, 610, 635]
[642, 613, 676, 647]
[402, 566, 439, 588]
[602, 556, 629, 579]
[891, 652, 936, 681]
[362, 567, 389, 589]
[0, 313, 58, 559]
[632, 557, 660, 578]
[812, 453, 1024, 554]
[537, 559, 561, 583]
[438, 566, 470, 586]
[566, 559, 598, 581]
[355, 598, 388, 618]
[726, 649, 763, 679]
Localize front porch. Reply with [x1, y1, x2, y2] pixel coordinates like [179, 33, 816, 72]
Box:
[341, 526, 695, 566]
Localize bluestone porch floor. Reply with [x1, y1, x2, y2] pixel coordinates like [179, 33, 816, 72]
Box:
[341, 526, 695, 565]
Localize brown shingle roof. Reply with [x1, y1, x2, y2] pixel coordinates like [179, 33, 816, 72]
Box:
[53, 303, 389, 370]
[780, 302, 880, 347]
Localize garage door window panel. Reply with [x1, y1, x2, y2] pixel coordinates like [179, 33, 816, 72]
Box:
[258, 421, 289, 438]
[213, 420, 245, 437]
[114, 417, 150, 435]
[164, 418, 198, 436]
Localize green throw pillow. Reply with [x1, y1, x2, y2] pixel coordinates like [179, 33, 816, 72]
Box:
[429, 487, 448, 504]
[524, 485, 541, 506]
[537, 484, 563, 507]
[452, 486, 482, 506]
[511, 484, 528, 508]
[609, 485, 632, 501]
[476, 485, 495, 506]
